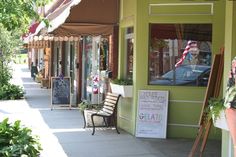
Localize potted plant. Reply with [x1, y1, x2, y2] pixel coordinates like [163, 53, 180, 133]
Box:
[78, 100, 104, 127]
[110, 78, 133, 97]
[206, 97, 228, 130]
[35, 72, 43, 83]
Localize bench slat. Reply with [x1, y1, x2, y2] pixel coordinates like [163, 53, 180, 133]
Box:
[102, 108, 113, 114]
[105, 98, 117, 104]
[107, 92, 119, 97]
[97, 110, 110, 116]
[106, 95, 119, 101]
[103, 105, 114, 111]
[104, 102, 116, 107]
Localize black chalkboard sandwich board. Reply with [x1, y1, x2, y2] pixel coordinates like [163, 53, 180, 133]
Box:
[51, 77, 71, 109]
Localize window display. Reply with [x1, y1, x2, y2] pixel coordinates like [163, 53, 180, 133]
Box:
[125, 27, 134, 80]
[148, 24, 212, 86]
[81, 36, 110, 104]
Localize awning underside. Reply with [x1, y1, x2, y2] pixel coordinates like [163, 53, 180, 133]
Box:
[52, 23, 115, 36]
[26, 0, 119, 46]
[50, 0, 119, 35]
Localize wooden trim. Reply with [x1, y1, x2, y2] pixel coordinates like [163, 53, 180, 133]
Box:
[51, 41, 55, 77]
[77, 38, 83, 102]
[149, 3, 213, 16]
[61, 41, 66, 75]
[109, 26, 119, 79]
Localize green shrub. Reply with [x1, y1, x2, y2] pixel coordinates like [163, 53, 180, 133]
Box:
[0, 65, 12, 86]
[111, 78, 133, 85]
[0, 84, 24, 100]
[0, 118, 42, 157]
[78, 101, 103, 112]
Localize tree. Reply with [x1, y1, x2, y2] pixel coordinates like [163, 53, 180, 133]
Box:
[0, 24, 20, 86]
[0, 24, 25, 100]
[0, 0, 50, 33]
[0, 0, 50, 100]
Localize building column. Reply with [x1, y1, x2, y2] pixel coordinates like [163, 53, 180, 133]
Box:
[222, 2, 236, 157]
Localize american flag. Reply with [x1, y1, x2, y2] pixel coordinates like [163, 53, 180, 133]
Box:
[175, 40, 197, 68]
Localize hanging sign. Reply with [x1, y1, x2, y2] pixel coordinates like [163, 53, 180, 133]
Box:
[136, 90, 169, 138]
[51, 77, 71, 109]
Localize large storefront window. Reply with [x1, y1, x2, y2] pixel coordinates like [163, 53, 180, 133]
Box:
[125, 27, 134, 79]
[149, 24, 212, 86]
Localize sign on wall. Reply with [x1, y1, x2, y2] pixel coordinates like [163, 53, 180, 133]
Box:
[51, 77, 71, 109]
[136, 90, 169, 138]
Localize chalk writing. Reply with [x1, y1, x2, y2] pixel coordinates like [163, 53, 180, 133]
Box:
[136, 90, 168, 138]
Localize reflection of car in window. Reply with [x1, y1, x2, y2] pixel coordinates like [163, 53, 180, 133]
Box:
[149, 65, 211, 86]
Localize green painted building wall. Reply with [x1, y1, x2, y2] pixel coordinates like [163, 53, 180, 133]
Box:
[118, 0, 226, 139]
[118, 0, 136, 134]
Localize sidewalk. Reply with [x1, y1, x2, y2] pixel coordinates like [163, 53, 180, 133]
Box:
[0, 64, 221, 157]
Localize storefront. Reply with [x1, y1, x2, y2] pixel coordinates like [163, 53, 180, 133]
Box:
[25, 0, 235, 156]
[118, 0, 236, 156]
[28, 38, 51, 85]
[50, 39, 79, 104]
[47, 0, 119, 104]
[118, 0, 225, 139]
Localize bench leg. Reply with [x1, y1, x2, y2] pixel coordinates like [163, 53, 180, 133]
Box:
[82, 111, 86, 129]
[91, 114, 96, 135]
[103, 117, 108, 127]
[112, 116, 120, 134]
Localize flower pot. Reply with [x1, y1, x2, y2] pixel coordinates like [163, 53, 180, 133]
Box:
[110, 83, 133, 97]
[213, 110, 229, 131]
[84, 109, 105, 127]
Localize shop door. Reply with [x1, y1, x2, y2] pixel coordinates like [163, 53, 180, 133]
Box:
[69, 42, 75, 94]
[64, 41, 75, 93]
[53, 47, 59, 76]
[81, 36, 92, 101]
[53, 42, 62, 77]
[64, 42, 69, 77]
[82, 36, 107, 104]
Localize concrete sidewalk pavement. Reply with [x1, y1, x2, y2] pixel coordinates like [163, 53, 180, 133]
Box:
[0, 64, 221, 157]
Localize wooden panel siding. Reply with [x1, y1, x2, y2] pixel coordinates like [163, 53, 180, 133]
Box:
[149, 3, 213, 16]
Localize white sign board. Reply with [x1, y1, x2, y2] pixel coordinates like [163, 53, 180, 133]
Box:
[136, 90, 169, 138]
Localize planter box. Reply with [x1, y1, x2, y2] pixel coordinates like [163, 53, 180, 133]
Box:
[84, 109, 105, 127]
[213, 110, 229, 131]
[110, 83, 133, 97]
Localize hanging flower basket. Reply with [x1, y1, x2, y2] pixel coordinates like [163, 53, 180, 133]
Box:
[213, 110, 229, 131]
[207, 98, 228, 130]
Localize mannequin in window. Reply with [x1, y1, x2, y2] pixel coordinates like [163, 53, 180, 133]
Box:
[188, 47, 200, 65]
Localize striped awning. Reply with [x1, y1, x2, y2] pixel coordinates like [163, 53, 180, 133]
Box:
[28, 35, 79, 42]
[35, 0, 81, 35]
[24, 0, 81, 44]
[28, 40, 51, 49]
[28, 35, 80, 49]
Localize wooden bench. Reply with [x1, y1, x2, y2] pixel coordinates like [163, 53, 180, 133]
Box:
[84, 92, 121, 135]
